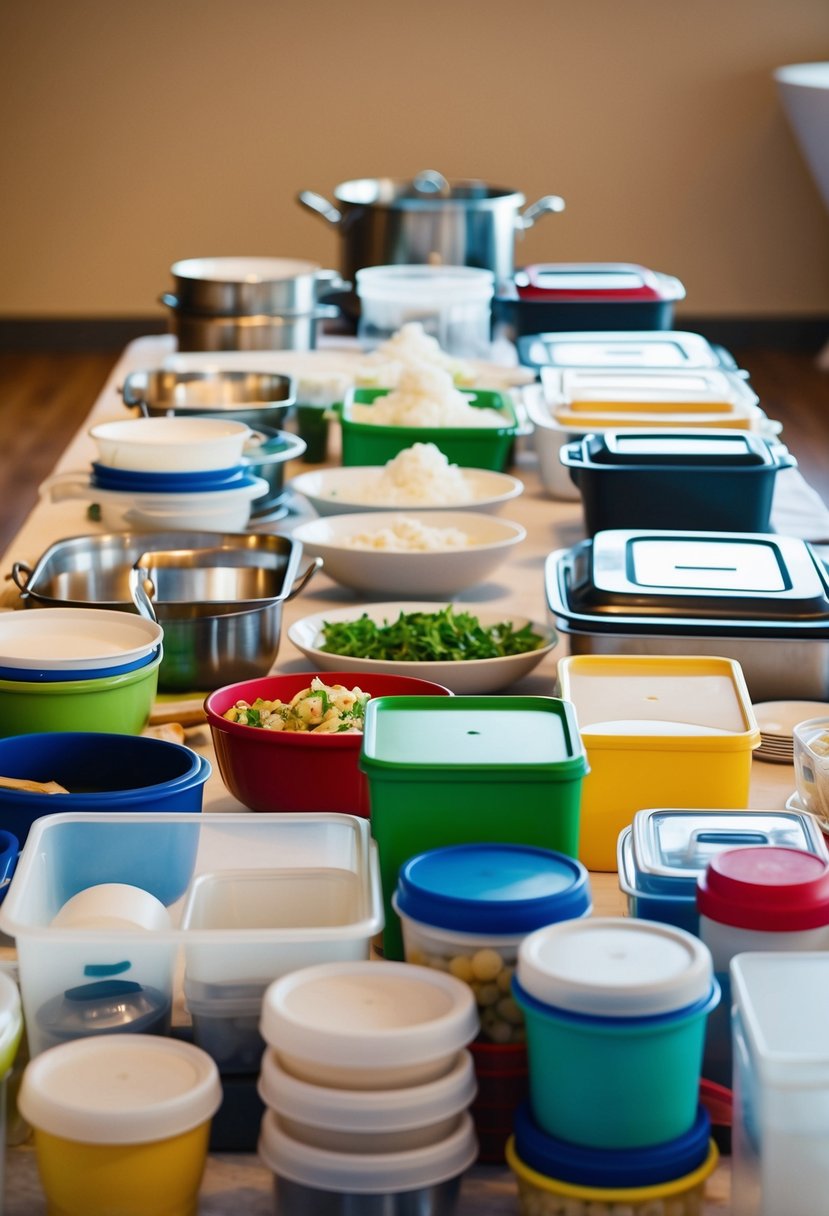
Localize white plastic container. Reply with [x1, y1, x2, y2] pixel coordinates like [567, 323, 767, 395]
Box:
[356, 265, 494, 358]
[260, 961, 479, 1090]
[698, 847, 829, 1087]
[0, 812, 383, 1059]
[258, 1108, 478, 1213]
[258, 1047, 476, 1153]
[731, 952, 829, 1216]
[88, 416, 253, 471]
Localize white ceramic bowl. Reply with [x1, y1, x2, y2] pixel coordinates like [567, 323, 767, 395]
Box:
[89, 417, 253, 472]
[287, 601, 556, 695]
[0, 608, 162, 670]
[288, 465, 524, 516]
[290, 512, 526, 596]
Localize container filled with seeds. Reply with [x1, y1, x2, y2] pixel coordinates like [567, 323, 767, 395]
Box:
[393, 844, 591, 1044]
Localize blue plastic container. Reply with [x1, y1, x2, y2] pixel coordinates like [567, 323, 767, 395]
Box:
[0, 732, 210, 853]
[0, 830, 18, 904]
[515, 918, 719, 1149]
[0, 646, 161, 684]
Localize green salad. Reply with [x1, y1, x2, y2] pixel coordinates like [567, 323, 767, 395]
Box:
[318, 606, 548, 663]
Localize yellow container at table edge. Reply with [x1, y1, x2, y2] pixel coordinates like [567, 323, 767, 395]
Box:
[557, 655, 760, 872]
[506, 1136, 719, 1214]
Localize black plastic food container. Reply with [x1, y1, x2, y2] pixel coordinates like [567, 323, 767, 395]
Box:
[560, 431, 796, 536]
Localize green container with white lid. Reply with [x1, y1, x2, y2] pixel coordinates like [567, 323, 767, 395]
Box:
[360, 696, 588, 959]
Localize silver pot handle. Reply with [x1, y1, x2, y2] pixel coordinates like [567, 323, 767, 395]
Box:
[516, 195, 566, 230]
[128, 566, 159, 623]
[10, 561, 32, 595]
[315, 268, 351, 295]
[297, 191, 343, 226]
[285, 557, 323, 602]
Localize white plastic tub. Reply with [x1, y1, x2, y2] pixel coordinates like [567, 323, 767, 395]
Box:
[88, 416, 253, 472]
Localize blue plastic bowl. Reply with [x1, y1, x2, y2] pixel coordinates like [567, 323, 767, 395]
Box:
[0, 646, 162, 684]
[0, 732, 211, 854]
[91, 462, 249, 492]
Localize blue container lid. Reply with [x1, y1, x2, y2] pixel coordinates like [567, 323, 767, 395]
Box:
[514, 1100, 711, 1188]
[91, 462, 250, 493]
[0, 645, 161, 684]
[395, 843, 591, 935]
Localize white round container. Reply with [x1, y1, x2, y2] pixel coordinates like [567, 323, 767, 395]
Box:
[258, 1107, 478, 1198]
[258, 1047, 476, 1153]
[51, 884, 172, 932]
[356, 265, 494, 358]
[41, 473, 270, 532]
[0, 607, 162, 671]
[259, 961, 479, 1090]
[89, 417, 253, 472]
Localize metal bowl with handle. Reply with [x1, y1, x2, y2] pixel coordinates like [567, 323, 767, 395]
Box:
[122, 368, 297, 430]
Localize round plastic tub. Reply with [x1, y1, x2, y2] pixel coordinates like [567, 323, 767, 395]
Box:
[258, 1108, 478, 1216]
[393, 844, 590, 1043]
[88, 416, 253, 472]
[258, 1047, 476, 1153]
[356, 265, 494, 358]
[0, 730, 210, 849]
[0, 652, 162, 739]
[259, 961, 478, 1090]
[514, 918, 719, 1149]
[205, 671, 451, 816]
[18, 1034, 221, 1216]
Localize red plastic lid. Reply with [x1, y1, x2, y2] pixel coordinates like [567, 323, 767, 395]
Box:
[697, 847, 829, 931]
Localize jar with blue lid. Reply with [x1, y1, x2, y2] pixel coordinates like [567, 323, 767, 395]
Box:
[392, 843, 591, 1044]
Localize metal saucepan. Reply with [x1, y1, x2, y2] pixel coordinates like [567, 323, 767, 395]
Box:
[160, 297, 340, 352]
[297, 170, 565, 283]
[121, 368, 296, 430]
[168, 257, 347, 315]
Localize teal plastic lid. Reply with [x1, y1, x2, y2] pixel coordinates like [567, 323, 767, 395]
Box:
[396, 844, 591, 934]
[360, 696, 587, 780]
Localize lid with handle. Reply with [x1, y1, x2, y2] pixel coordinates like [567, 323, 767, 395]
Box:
[394, 844, 591, 935]
[697, 846, 829, 932]
[633, 808, 829, 892]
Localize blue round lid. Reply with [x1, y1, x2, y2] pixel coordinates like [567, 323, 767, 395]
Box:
[395, 844, 591, 935]
[91, 463, 249, 493]
[514, 1100, 711, 1187]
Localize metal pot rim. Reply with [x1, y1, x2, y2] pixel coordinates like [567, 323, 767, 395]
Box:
[332, 176, 525, 209]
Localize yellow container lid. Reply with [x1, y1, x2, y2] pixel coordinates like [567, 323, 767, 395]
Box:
[554, 409, 755, 430]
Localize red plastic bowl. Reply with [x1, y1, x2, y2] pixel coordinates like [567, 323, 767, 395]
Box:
[205, 671, 452, 816]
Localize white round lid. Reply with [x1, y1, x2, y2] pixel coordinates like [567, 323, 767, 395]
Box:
[18, 1034, 222, 1144]
[517, 917, 714, 1017]
[258, 1048, 476, 1133]
[259, 961, 478, 1067]
[258, 1109, 478, 1193]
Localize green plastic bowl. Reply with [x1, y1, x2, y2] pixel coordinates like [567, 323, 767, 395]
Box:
[340, 387, 519, 470]
[0, 653, 162, 738]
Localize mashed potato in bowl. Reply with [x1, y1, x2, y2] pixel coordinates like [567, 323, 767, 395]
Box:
[351, 366, 508, 429]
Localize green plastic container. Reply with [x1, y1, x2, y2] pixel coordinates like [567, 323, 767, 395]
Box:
[340, 387, 519, 470]
[0, 654, 161, 738]
[360, 696, 588, 959]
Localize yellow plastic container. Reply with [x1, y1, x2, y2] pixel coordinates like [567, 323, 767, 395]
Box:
[557, 655, 760, 871]
[507, 1135, 719, 1216]
[18, 1034, 221, 1216]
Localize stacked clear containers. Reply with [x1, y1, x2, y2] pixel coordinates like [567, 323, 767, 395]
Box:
[393, 843, 591, 1161]
[509, 918, 720, 1216]
[257, 961, 479, 1215]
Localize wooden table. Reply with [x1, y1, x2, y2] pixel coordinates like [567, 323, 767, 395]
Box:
[2, 334, 813, 1214]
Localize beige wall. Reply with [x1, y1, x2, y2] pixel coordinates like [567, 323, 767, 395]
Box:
[1, 0, 827, 319]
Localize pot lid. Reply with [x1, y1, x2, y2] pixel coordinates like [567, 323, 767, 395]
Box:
[514, 263, 673, 302]
[564, 431, 776, 469]
[547, 532, 829, 629]
[517, 330, 736, 372]
[632, 808, 828, 893]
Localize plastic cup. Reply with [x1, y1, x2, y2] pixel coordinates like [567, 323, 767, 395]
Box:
[18, 1034, 221, 1216]
[295, 404, 331, 463]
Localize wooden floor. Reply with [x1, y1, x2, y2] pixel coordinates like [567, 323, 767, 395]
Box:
[0, 346, 826, 557]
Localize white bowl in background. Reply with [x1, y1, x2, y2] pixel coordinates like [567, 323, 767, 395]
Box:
[289, 465, 524, 517]
[290, 511, 526, 596]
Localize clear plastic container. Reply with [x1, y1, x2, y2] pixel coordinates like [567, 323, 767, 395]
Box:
[356, 265, 494, 358]
[793, 716, 829, 828]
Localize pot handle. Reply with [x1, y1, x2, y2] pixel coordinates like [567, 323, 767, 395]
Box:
[128, 565, 159, 623]
[297, 191, 343, 226]
[39, 471, 93, 504]
[516, 195, 566, 230]
[9, 561, 33, 595]
[284, 556, 324, 602]
[315, 268, 351, 295]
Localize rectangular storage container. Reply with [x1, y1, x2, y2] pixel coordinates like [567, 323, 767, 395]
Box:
[561, 431, 796, 535]
[526, 371, 771, 500]
[517, 329, 741, 374]
[493, 263, 685, 338]
[618, 808, 829, 934]
[360, 696, 587, 959]
[545, 531, 829, 702]
[339, 386, 520, 470]
[0, 812, 383, 1059]
[731, 953, 829, 1216]
[556, 655, 759, 871]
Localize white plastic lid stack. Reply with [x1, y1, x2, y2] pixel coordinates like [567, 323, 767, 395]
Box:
[518, 917, 714, 1017]
[258, 1108, 478, 1193]
[258, 1048, 477, 1133]
[260, 961, 479, 1074]
[18, 1035, 222, 1144]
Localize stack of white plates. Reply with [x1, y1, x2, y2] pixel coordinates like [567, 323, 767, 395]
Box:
[753, 700, 829, 764]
